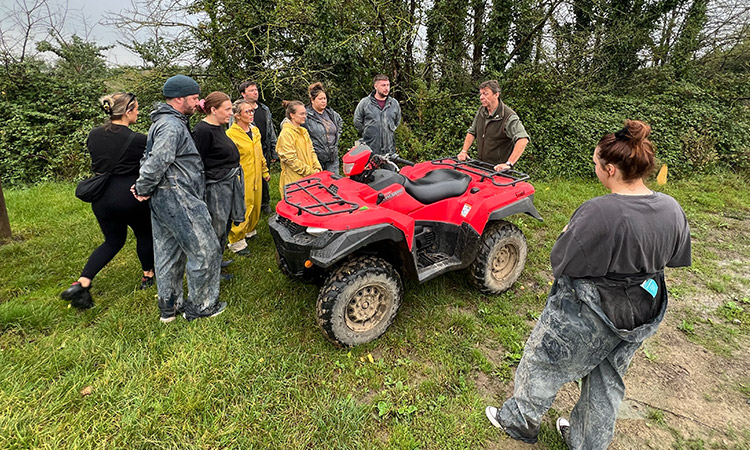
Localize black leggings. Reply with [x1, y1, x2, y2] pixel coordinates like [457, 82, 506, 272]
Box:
[81, 175, 154, 279]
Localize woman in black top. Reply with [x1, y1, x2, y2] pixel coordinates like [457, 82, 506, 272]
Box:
[192, 91, 244, 264]
[61, 92, 155, 309]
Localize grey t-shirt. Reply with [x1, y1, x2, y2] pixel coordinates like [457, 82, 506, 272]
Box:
[551, 192, 691, 279]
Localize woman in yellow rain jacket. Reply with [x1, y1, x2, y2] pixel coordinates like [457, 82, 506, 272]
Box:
[226, 99, 270, 255]
[276, 100, 322, 196]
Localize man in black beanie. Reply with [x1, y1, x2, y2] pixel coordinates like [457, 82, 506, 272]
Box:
[133, 74, 226, 322]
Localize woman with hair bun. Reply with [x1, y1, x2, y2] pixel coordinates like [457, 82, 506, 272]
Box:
[276, 100, 322, 196]
[192, 91, 245, 264]
[61, 92, 155, 309]
[226, 99, 270, 254]
[302, 82, 343, 174]
[485, 120, 692, 449]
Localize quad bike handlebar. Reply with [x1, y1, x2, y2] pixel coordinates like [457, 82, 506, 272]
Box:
[371, 152, 415, 169]
[386, 153, 415, 167]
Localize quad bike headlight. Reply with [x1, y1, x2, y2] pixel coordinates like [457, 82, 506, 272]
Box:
[306, 227, 329, 237]
[343, 162, 354, 176]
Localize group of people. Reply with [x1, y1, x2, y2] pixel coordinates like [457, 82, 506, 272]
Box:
[59, 73, 401, 320]
[59, 72, 692, 450]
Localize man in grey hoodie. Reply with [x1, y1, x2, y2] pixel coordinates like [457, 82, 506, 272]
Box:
[353, 74, 401, 155]
[132, 75, 226, 323]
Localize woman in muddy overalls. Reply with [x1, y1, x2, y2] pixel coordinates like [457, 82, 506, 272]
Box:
[485, 120, 692, 449]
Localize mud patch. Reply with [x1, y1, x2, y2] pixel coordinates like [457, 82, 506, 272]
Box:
[477, 342, 506, 367]
[473, 371, 510, 399]
[548, 305, 750, 448]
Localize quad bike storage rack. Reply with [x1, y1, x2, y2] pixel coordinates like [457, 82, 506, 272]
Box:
[284, 178, 359, 216]
[430, 157, 530, 186]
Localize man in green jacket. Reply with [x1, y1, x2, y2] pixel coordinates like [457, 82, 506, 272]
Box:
[457, 80, 529, 171]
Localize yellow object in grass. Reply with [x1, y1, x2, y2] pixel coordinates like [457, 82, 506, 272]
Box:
[657, 164, 668, 185]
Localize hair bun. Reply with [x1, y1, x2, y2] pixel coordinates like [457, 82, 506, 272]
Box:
[624, 120, 651, 145]
[308, 82, 323, 95]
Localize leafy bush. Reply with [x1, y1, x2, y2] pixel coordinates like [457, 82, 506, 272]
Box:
[396, 72, 750, 180]
[0, 59, 103, 184]
[1, 48, 748, 186]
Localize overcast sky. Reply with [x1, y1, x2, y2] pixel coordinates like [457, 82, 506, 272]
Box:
[62, 0, 142, 66]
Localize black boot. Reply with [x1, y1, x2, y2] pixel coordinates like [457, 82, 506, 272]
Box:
[61, 282, 94, 310]
[140, 275, 155, 289]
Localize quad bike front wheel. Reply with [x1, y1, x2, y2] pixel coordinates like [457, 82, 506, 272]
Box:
[469, 221, 528, 294]
[316, 256, 403, 347]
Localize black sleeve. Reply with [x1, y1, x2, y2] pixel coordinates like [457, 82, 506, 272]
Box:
[191, 123, 213, 162]
[131, 132, 147, 154]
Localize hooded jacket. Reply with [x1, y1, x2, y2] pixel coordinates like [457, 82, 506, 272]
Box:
[226, 122, 269, 193]
[227, 122, 269, 243]
[136, 102, 204, 198]
[353, 91, 401, 155]
[302, 105, 343, 163]
[276, 121, 322, 196]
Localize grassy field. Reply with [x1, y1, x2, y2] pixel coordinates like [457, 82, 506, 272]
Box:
[1, 173, 749, 450]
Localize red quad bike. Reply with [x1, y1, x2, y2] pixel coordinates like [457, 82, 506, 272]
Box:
[269, 143, 543, 347]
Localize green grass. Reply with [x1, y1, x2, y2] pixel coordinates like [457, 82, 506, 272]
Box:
[1, 172, 749, 449]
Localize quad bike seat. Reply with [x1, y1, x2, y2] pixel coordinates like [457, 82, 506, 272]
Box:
[403, 169, 471, 204]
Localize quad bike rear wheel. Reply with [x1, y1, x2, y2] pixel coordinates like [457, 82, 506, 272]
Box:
[316, 256, 403, 347]
[470, 221, 527, 294]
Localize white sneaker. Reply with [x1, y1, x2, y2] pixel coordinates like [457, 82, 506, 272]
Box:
[227, 239, 247, 253]
[245, 229, 257, 239]
[556, 417, 571, 448]
[485, 406, 504, 429]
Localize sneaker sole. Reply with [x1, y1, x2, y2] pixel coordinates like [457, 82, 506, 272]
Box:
[182, 306, 226, 321]
[160, 316, 176, 324]
[556, 417, 571, 449]
[485, 406, 503, 429]
[209, 306, 226, 318]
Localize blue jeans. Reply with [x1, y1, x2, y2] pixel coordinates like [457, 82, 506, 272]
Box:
[320, 157, 339, 175]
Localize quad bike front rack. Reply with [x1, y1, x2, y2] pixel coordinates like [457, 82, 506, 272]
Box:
[430, 157, 530, 186]
[284, 178, 360, 216]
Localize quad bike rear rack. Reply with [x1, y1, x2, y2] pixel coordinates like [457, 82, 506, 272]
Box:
[284, 178, 360, 216]
[430, 157, 530, 186]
